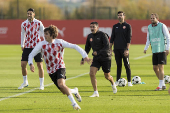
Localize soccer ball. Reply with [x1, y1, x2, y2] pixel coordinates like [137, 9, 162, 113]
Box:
[118, 78, 127, 87]
[164, 75, 170, 84]
[132, 76, 141, 84]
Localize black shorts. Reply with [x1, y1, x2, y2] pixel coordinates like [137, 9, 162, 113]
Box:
[21, 48, 43, 62]
[152, 52, 167, 65]
[49, 68, 66, 89]
[91, 58, 111, 73]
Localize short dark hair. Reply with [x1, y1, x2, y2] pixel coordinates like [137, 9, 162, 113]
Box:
[151, 13, 159, 20]
[27, 8, 35, 13]
[90, 22, 99, 26]
[44, 25, 58, 39]
[117, 11, 125, 16]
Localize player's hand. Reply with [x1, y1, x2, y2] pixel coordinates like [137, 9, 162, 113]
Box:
[165, 50, 169, 56]
[168, 87, 170, 95]
[80, 60, 85, 65]
[30, 64, 35, 72]
[84, 57, 92, 64]
[110, 49, 113, 56]
[144, 50, 147, 54]
[21, 47, 24, 51]
[124, 50, 129, 57]
[93, 51, 97, 56]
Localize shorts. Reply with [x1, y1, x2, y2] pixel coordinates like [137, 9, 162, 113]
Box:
[49, 68, 66, 89]
[91, 58, 111, 73]
[21, 48, 43, 62]
[152, 52, 167, 65]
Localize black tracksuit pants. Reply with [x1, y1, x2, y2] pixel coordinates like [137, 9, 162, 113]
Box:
[114, 49, 131, 82]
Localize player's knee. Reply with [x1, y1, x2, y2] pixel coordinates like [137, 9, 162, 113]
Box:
[104, 74, 110, 80]
[58, 83, 65, 89]
[90, 72, 95, 77]
[21, 63, 26, 68]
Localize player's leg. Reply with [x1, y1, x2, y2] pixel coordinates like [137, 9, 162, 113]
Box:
[35, 53, 44, 90]
[18, 48, 30, 89]
[89, 66, 99, 97]
[158, 52, 167, 90]
[122, 53, 132, 86]
[49, 68, 81, 110]
[114, 49, 122, 85]
[57, 78, 81, 110]
[102, 59, 117, 94]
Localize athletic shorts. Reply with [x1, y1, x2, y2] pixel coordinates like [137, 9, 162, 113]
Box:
[152, 52, 167, 65]
[49, 68, 66, 89]
[21, 48, 43, 62]
[91, 58, 111, 73]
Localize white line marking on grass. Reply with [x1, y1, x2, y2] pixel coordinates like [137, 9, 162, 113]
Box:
[134, 53, 152, 60]
[0, 72, 89, 102]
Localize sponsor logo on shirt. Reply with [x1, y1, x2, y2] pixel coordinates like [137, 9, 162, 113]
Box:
[90, 38, 93, 42]
[123, 26, 126, 29]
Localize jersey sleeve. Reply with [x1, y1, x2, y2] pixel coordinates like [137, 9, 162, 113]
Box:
[85, 36, 91, 55]
[110, 25, 115, 43]
[162, 24, 170, 50]
[28, 42, 42, 65]
[39, 21, 45, 40]
[61, 40, 88, 58]
[144, 30, 150, 50]
[21, 24, 26, 47]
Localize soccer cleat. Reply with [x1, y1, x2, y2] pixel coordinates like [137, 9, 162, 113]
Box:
[89, 93, 99, 97]
[155, 87, 162, 91]
[162, 86, 166, 90]
[72, 103, 81, 110]
[128, 82, 133, 86]
[39, 85, 44, 90]
[112, 85, 117, 94]
[74, 87, 82, 102]
[115, 81, 118, 86]
[18, 82, 28, 89]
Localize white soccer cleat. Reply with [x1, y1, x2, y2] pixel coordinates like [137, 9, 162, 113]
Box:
[89, 93, 99, 97]
[112, 85, 117, 94]
[39, 85, 44, 90]
[74, 87, 81, 102]
[128, 82, 133, 86]
[18, 82, 28, 89]
[72, 103, 81, 111]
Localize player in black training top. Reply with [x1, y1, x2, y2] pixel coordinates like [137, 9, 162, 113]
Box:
[110, 11, 133, 86]
[81, 22, 117, 97]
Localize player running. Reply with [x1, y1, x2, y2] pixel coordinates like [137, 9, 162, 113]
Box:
[28, 25, 91, 110]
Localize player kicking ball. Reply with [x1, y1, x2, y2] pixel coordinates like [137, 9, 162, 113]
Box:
[28, 25, 91, 110]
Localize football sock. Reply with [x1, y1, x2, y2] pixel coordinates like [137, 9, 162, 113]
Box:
[159, 80, 163, 88]
[39, 77, 44, 86]
[94, 91, 98, 94]
[23, 75, 27, 83]
[162, 80, 165, 86]
[68, 95, 77, 105]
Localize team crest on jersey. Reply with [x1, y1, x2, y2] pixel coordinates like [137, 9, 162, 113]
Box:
[90, 38, 93, 42]
[123, 26, 126, 29]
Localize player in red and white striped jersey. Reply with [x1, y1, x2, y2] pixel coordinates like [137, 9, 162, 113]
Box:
[28, 25, 91, 110]
[19, 8, 45, 90]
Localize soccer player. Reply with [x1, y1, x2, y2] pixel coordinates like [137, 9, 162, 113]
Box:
[19, 8, 45, 90]
[144, 13, 170, 91]
[110, 11, 133, 86]
[28, 25, 91, 110]
[81, 22, 117, 97]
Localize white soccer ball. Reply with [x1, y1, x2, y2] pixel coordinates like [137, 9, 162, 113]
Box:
[118, 78, 127, 87]
[132, 76, 141, 84]
[164, 75, 170, 84]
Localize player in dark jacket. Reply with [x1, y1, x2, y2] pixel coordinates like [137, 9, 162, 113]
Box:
[81, 22, 117, 97]
[110, 11, 133, 86]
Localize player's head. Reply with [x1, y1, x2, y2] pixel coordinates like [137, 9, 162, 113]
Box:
[90, 22, 99, 34]
[27, 8, 35, 21]
[117, 11, 125, 22]
[44, 25, 58, 42]
[150, 13, 159, 24]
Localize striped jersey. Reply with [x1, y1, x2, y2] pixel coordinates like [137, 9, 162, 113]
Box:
[28, 39, 88, 74]
[21, 18, 44, 48]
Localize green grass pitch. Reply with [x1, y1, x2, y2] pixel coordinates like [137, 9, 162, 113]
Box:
[0, 45, 170, 113]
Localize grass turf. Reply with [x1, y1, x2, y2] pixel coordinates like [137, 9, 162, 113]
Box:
[0, 45, 170, 113]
